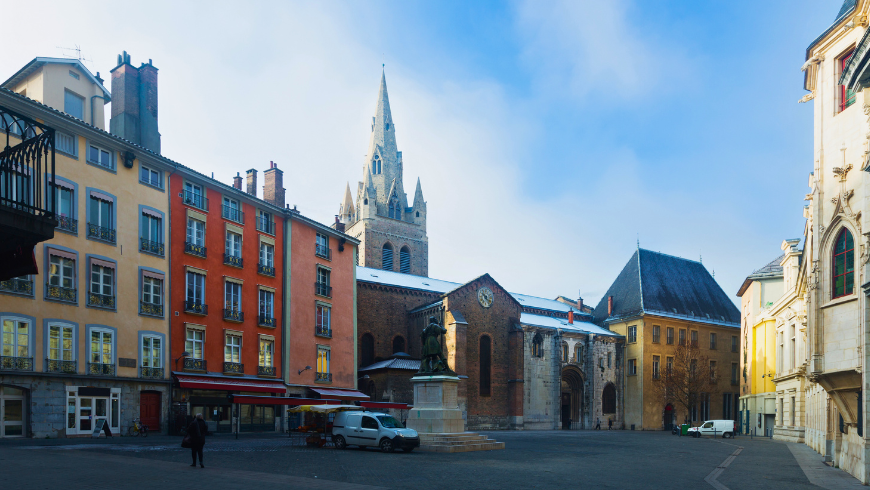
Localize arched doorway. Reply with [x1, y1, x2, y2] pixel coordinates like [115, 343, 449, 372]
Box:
[0, 385, 27, 437]
[663, 404, 674, 431]
[602, 383, 616, 417]
[561, 366, 584, 429]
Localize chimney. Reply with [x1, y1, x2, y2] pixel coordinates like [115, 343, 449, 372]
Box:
[233, 172, 242, 190]
[246, 169, 257, 197]
[109, 52, 160, 153]
[568, 311, 574, 324]
[263, 161, 285, 208]
[607, 296, 613, 316]
[577, 294, 583, 311]
[334, 215, 346, 233]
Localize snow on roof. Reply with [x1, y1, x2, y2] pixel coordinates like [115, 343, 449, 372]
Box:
[520, 313, 621, 337]
[511, 292, 584, 315]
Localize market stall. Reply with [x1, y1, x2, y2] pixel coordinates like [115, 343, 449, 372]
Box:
[287, 404, 358, 447]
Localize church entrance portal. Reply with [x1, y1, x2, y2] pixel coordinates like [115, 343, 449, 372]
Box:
[561, 366, 584, 430]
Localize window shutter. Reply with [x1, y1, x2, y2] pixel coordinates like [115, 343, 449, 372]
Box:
[382, 246, 393, 270]
[400, 248, 410, 274]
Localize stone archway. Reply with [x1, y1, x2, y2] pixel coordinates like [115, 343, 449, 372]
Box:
[561, 366, 584, 430]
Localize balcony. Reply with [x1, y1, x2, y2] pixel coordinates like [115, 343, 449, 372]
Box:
[87, 223, 116, 243]
[258, 365, 276, 377]
[140, 367, 164, 379]
[45, 284, 76, 303]
[315, 372, 332, 383]
[224, 253, 243, 268]
[315, 244, 332, 260]
[183, 190, 208, 211]
[315, 282, 332, 298]
[256, 217, 275, 235]
[183, 357, 206, 371]
[258, 315, 276, 328]
[56, 216, 77, 234]
[223, 308, 243, 322]
[140, 301, 164, 317]
[87, 292, 116, 310]
[0, 356, 33, 371]
[184, 300, 208, 315]
[184, 241, 206, 258]
[257, 263, 275, 277]
[88, 362, 116, 376]
[222, 205, 244, 224]
[0, 277, 33, 296]
[140, 238, 164, 257]
[224, 361, 244, 374]
[315, 324, 332, 338]
[45, 358, 76, 374]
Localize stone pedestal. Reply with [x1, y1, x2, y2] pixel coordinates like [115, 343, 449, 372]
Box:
[406, 375, 465, 434]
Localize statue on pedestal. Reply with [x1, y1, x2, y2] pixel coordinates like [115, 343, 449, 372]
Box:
[418, 316, 455, 375]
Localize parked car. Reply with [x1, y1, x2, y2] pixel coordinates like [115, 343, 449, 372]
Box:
[687, 420, 737, 438]
[332, 411, 420, 452]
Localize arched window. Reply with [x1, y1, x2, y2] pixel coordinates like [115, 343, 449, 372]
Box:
[532, 333, 543, 358]
[833, 228, 855, 298]
[602, 383, 616, 414]
[480, 335, 491, 396]
[400, 246, 411, 274]
[561, 342, 569, 362]
[574, 344, 583, 363]
[416, 211, 420, 218]
[361, 333, 374, 367]
[382, 243, 394, 271]
[373, 155, 381, 175]
[388, 198, 400, 219]
[392, 336, 405, 354]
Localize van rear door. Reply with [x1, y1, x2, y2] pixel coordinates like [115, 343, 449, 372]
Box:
[345, 414, 363, 445]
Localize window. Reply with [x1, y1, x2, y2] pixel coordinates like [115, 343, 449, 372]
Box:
[709, 360, 717, 382]
[316, 233, 330, 259]
[225, 231, 242, 257]
[87, 143, 113, 169]
[666, 327, 674, 345]
[225, 333, 241, 363]
[56, 132, 77, 156]
[186, 217, 205, 246]
[832, 228, 855, 298]
[140, 211, 163, 255]
[317, 346, 330, 377]
[88, 193, 114, 241]
[48, 253, 76, 295]
[731, 335, 738, 353]
[574, 344, 583, 362]
[64, 90, 84, 120]
[710, 332, 717, 350]
[393, 336, 405, 354]
[731, 362, 738, 385]
[723, 393, 733, 420]
[256, 209, 274, 234]
[48, 324, 74, 362]
[652, 325, 660, 343]
[840, 49, 857, 113]
[666, 356, 674, 376]
[1, 317, 30, 360]
[691, 330, 698, 347]
[679, 329, 686, 346]
[183, 182, 206, 210]
[607, 352, 612, 368]
[602, 384, 616, 414]
[316, 267, 331, 297]
[56, 184, 75, 225]
[222, 197, 242, 223]
[141, 336, 162, 369]
[225, 281, 242, 313]
[652, 355, 660, 379]
[361, 333, 374, 367]
[185, 271, 205, 310]
[561, 342, 569, 361]
[373, 155, 381, 174]
[139, 165, 161, 188]
[259, 337, 274, 368]
[259, 289, 275, 324]
[388, 198, 400, 219]
[791, 396, 796, 426]
[382, 243, 394, 271]
[88, 262, 114, 309]
[315, 303, 331, 337]
[628, 359, 637, 375]
[532, 333, 543, 358]
[790, 324, 796, 369]
[141, 273, 163, 316]
[260, 242, 274, 267]
[480, 335, 491, 396]
[185, 328, 204, 359]
[89, 329, 113, 368]
[627, 325, 637, 343]
[400, 246, 410, 274]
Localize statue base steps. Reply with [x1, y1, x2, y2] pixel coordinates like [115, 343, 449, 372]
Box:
[417, 432, 505, 453]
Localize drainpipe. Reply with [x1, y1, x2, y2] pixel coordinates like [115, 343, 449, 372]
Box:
[90, 95, 109, 127]
[166, 163, 180, 433]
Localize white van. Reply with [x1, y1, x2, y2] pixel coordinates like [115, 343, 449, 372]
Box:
[687, 419, 737, 438]
[332, 411, 420, 452]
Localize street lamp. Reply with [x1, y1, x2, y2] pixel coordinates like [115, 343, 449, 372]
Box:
[175, 351, 191, 370]
[298, 365, 312, 375]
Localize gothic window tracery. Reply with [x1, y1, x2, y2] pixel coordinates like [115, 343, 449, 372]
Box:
[832, 227, 855, 298]
[373, 155, 381, 175]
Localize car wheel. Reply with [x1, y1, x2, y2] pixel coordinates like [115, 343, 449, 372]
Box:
[379, 438, 395, 453]
[334, 435, 347, 450]
[723, 432, 731, 439]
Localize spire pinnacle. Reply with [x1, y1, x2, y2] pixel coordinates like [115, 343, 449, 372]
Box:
[341, 182, 354, 215]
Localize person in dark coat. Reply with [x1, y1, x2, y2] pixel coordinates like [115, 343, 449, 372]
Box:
[608, 418, 613, 430]
[187, 413, 207, 468]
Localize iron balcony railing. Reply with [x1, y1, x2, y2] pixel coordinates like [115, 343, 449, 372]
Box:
[223, 308, 243, 322]
[0, 277, 33, 296]
[88, 362, 116, 376]
[257, 263, 275, 277]
[222, 205, 244, 224]
[87, 292, 115, 309]
[184, 241, 206, 258]
[315, 244, 332, 260]
[224, 253, 243, 268]
[315, 324, 332, 338]
[256, 217, 275, 235]
[140, 238, 164, 256]
[224, 361, 244, 374]
[184, 358, 206, 371]
[45, 284, 76, 303]
[315, 282, 332, 298]
[140, 367, 164, 379]
[315, 372, 332, 382]
[258, 315, 276, 328]
[56, 216, 77, 234]
[140, 301, 163, 317]
[0, 356, 33, 371]
[87, 223, 116, 243]
[258, 366, 276, 377]
[46, 358, 76, 374]
[182, 190, 208, 211]
[184, 300, 207, 315]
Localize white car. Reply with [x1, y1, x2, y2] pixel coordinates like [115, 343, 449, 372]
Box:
[332, 411, 420, 452]
[687, 419, 737, 438]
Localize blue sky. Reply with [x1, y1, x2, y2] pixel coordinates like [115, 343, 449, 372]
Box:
[1, 1, 843, 306]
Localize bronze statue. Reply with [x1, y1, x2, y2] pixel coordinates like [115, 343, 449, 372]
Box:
[419, 316, 455, 374]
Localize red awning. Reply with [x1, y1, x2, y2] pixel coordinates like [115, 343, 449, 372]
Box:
[175, 374, 285, 394]
[230, 395, 341, 406]
[310, 388, 370, 400]
[360, 402, 412, 410]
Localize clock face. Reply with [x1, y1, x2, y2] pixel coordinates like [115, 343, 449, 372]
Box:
[478, 287, 494, 308]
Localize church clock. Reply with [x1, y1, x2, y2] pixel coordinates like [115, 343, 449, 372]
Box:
[478, 287, 494, 308]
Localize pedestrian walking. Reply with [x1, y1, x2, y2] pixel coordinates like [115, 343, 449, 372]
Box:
[608, 418, 613, 430]
[595, 418, 601, 430]
[187, 413, 207, 468]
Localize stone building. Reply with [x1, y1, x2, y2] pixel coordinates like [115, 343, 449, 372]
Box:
[337, 72, 428, 276]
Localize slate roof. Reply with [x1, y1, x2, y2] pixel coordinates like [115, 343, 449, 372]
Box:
[806, 0, 858, 56]
[2, 57, 112, 99]
[736, 254, 784, 297]
[358, 357, 421, 372]
[520, 313, 620, 337]
[592, 249, 740, 327]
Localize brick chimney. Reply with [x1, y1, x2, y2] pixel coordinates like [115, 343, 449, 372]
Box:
[246, 169, 257, 197]
[263, 161, 285, 208]
[334, 215, 345, 233]
[607, 296, 613, 316]
[568, 311, 574, 324]
[109, 52, 160, 153]
[577, 294, 583, 311]
[233, 172, 242, 190]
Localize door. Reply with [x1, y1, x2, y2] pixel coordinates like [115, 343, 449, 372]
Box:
[344, 414, 363, 444]
[663, 405, 674, 431]
[358, 415, 380, 446]
[79, 398, 93, 432]
[1, 399, 23, 437]
[561, 393, 571, 429]
[699, 421, 714, 435]
[140, 392, 160, 432]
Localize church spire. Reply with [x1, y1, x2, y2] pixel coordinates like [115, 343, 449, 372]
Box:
[339, 182, 355, 224]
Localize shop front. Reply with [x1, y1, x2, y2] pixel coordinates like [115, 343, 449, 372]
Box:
[66, 386, 121, 436]
[0, 385, 27, 437]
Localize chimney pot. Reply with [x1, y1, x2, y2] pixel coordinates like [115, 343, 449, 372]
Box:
[246, 169, 257, 197]
[568, 311, 574, 324]
[607, 296, 613, 316]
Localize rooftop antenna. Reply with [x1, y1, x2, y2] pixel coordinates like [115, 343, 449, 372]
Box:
[56, 44, 94, 70]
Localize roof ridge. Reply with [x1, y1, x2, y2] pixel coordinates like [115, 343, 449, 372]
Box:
[637, 249, 645, 312]
[639, 248, 702, 265]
